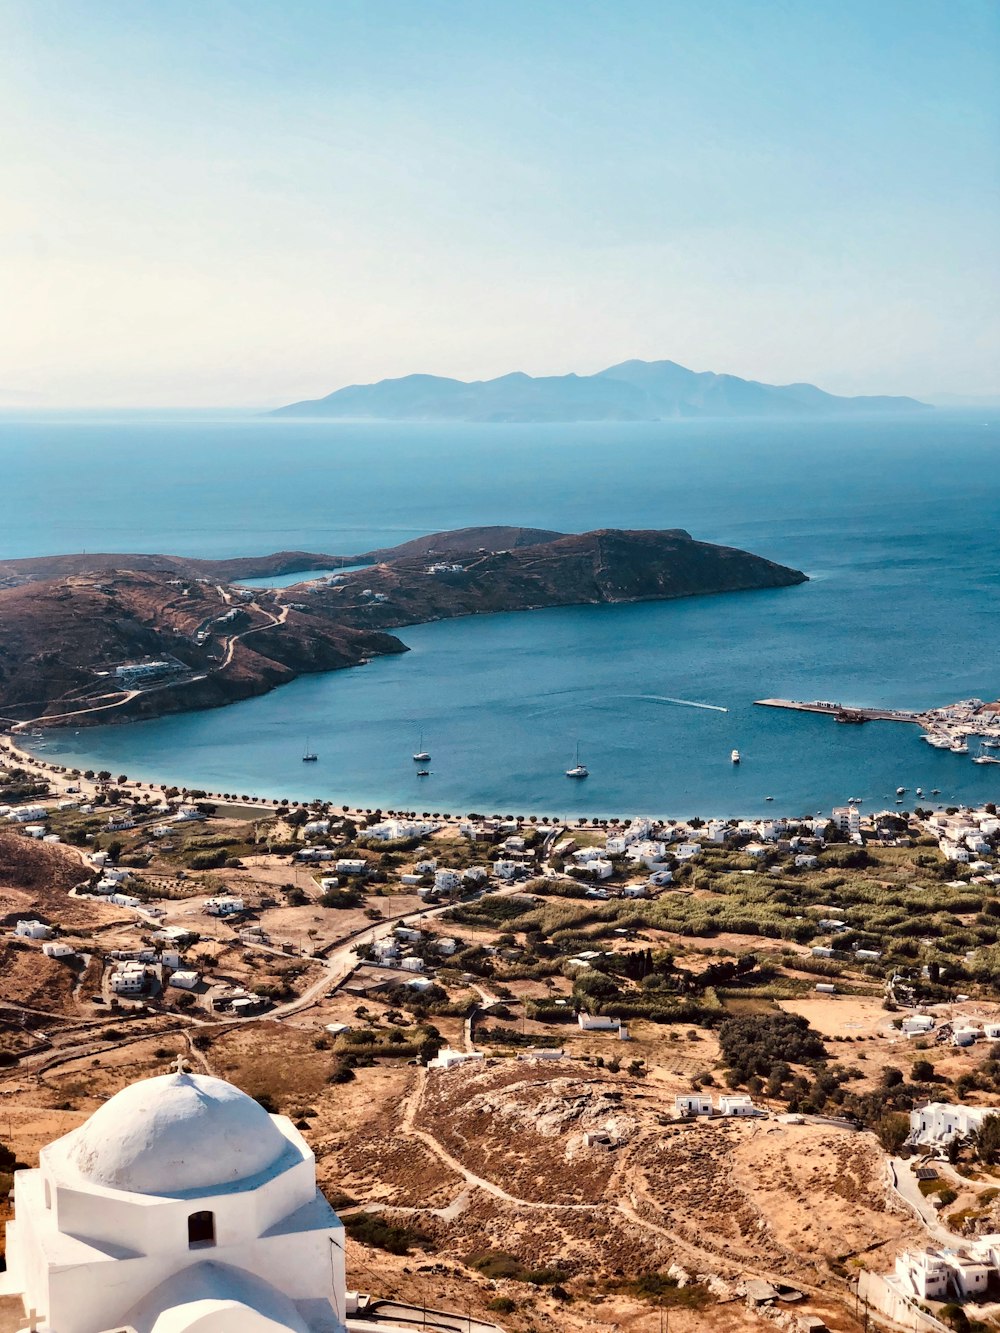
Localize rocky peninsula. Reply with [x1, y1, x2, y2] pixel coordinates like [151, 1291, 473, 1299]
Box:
[0, 527, 807, 726]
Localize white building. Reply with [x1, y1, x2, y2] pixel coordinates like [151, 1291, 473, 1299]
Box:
[364, 817, 438, 842]
[0, 1067, 347, 1332]
[167, 970, 200, 990]
[674, 1094, 713, 1116]
[910, 1101, 1000, 1146]
[718, 1094, 758, 1116]
[433, 869, 462, 893]
[206, 896, 245, 916]
[577, 1014, 622, 1032]
[42, 943, 76, 960]
[335, 858, 368, 876]
[901, 1014, 935, 1036]
[832, 806, 862, 838]
[14, 920, 53, 940]
[895, 1246, 993, 1302]
[110, 968, 147, 995]
[427, 1048, 484, 1070]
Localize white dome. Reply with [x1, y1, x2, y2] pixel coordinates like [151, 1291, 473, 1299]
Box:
[59, 1070, 290, 1195]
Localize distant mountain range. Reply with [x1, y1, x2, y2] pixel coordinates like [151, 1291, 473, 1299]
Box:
[272, 359, 930, 422]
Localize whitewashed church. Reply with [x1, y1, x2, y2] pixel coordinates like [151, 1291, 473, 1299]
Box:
[1, 1064, 352, 1332]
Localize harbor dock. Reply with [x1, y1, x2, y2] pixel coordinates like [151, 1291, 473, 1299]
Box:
[754, 699, 925, 724]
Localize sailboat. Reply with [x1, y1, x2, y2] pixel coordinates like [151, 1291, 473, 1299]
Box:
[412, 733, 431, 762]
[973, 742, 1000, 765]
[565, 742, 589, 779]
[302, 738, 318, 762]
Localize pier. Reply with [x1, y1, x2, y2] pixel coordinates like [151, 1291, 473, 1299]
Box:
[754, 699, 925, 724]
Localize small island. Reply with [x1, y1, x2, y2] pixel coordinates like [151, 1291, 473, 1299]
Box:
[0, 526, 807, 727]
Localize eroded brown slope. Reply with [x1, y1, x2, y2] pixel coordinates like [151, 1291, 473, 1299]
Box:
[0, 528, 806, 723]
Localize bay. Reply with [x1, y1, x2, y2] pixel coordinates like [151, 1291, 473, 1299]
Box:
[3, 410, 999, 817]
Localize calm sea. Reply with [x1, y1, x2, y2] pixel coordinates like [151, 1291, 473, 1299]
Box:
[3, 411, 999, 818]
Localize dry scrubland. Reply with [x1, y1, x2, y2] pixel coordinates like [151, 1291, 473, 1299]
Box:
[5, 767, 1000, 1329]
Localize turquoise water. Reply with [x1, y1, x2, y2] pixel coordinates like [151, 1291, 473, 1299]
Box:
[3, 411, 999, 817]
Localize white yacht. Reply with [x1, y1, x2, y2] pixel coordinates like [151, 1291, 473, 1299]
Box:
[412, 733, 430, 762]
[951, 738, 969, 754]
[896, 786, 906, 796]
[565, 742, 589, 779]
[731, 749, 741, 764]
[923, 733, 952, 749]
[974, 743, 1000, 765]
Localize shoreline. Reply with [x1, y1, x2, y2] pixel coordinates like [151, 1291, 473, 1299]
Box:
[1, 729, 970, 830]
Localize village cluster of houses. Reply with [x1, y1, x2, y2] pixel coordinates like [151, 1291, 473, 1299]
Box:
[920, 809, 1000, 876]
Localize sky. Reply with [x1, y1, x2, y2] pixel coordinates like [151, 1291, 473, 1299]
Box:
[2, 0, 998, 407]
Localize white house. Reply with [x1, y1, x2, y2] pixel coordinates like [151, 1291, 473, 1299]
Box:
[577, 1014, 621, 1032]
[428, 1048, 484, 1071]
[400, 956, 425, 973]
[167, 970, 200, 990]
[205, 896, 245, 917]
[14, 920, 53, 940]
[674, 1094, 713, 1116]
[953, 1027, 981, 1047]
[901, 1014, 935, 1036]
[493, 860, 519, 880]
[42, 943, 75, 960]
[895, 1246, 992, 1301]
[433, 869, 462, 893]
[0, 1067, 347, 1332]
[718, 1094, 758, 1116]
[110, 969, 146, 995]
[909, 1101, 1000, 1146]
[335, 858, 368, 876]
[435, 937, 458, 956]
[894, 1249, 951, 1301]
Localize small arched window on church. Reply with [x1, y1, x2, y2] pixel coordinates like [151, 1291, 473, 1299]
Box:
[44, 1180, 51, 1209]
[187, 1210, 216, 1248]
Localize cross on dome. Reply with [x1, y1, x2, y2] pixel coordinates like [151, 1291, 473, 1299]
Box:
[173, 1054, 189, 1075]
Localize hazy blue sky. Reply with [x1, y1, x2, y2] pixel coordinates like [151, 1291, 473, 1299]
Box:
[3, 0, 998, 406]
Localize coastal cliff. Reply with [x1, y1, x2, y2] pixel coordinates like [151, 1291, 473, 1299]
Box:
[0, 528, 806, 726]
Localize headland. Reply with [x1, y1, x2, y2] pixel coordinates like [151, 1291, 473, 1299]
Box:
[0, 526, 807, 728]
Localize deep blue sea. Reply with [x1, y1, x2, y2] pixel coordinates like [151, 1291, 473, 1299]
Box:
[3, 411, 998, 818]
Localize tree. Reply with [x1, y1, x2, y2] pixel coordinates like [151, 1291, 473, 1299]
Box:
[912, 1059, 935, 1083]
[974, 1113, 1000, 1166]
[874, 1112, 910, 1155]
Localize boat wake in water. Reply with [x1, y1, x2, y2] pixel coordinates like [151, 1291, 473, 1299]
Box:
[628, 695, 729, 713]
